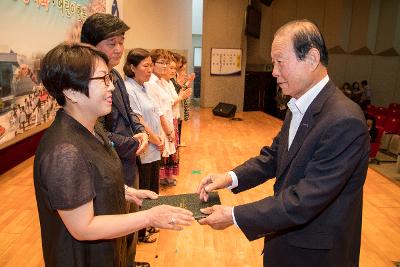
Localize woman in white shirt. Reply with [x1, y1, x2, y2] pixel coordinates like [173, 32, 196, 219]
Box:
[145, 49, 177, 186]
[124, 48, 166, 243]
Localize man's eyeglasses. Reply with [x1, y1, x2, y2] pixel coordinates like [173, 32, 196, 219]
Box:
[89, 73, 114, 86]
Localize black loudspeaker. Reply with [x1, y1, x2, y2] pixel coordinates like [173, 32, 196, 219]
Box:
[212, 102, 237, 118]
[260, 0, 273, 6]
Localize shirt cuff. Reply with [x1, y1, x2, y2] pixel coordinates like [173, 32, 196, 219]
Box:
[231, 206, 239, 227]
[226, 171, 238, 190]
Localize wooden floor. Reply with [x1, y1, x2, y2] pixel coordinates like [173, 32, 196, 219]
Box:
[0, 108, 399, 267]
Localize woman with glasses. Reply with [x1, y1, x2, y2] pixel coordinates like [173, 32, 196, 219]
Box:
[123, 48, 165, 243]
[144, 49, 178, 186]
[34, 43, 194, 267]
[80, 14, 150, 266]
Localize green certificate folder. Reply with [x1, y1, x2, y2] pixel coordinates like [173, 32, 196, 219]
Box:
[140, 192, 221, 220]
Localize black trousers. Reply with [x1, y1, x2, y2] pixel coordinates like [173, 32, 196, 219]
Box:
[126, 172, 139, 266]
[137, 160, 161, 238]
[138, 160, 161, 194]
[178, 118, 182, 144]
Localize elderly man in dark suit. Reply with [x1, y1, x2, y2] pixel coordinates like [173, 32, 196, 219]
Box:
[197, 19, 369, 267]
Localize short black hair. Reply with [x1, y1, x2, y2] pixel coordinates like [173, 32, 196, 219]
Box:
[361, 80, 368, 86]
[352, 81, 360, 89]
[123, 48, 150, 78]
[81, 13, 130, 46]
[40, 43, 109, 106]
[276, 19, 329, 67]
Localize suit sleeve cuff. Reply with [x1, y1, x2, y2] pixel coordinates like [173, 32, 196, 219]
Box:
[226, 171, 238, 190]
[232, 206, 239, 227]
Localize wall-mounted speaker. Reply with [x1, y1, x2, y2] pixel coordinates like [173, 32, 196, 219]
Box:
[260, 0, 273, 6]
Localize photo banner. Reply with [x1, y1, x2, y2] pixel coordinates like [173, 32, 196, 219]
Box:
[0, 0, 106, 147]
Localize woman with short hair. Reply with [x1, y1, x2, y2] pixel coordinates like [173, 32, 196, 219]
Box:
[145, 49, 177, 186]
[34, 43, 193, 267]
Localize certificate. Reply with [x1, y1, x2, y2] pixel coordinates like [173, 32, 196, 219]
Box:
[140, 192, 221, 220]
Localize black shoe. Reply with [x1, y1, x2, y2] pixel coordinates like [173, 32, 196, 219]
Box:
[138, 234, 157, 243]
[135, 262, 150, 267]
[148, 227, 159, 234]
[166, 178, 177, 186]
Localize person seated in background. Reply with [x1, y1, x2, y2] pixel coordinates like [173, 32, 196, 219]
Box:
[351, 81, 363, 103]
[365, 113, 378, 143]
[341, 82, 351, 98]
[34, 43, 194, 267]
[360, 80, 371, 110]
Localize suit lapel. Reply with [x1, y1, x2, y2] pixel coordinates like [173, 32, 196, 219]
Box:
[111, 70, 131, 126]
[276, 80, 336, 178]
[112, 87, 129, 121]
[284, 111, 313, 166]
[277, 111, 291, 176]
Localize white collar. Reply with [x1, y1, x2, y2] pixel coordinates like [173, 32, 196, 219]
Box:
[287, 75, 329, 115]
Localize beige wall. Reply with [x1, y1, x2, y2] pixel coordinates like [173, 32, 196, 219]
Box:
[118, 0, 193, 72]
[201, 0, 248, 110]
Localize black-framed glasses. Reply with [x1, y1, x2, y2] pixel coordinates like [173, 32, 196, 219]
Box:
[89, 73, 114, 86]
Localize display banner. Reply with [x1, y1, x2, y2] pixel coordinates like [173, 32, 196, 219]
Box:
[0, 0, 106, 147]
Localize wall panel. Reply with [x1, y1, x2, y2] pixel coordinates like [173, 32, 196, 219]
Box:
[370, 57, 400, 105]
[348, 0, 380, 54]
[323, 0, 352, 53]
[375, 0, 400, 56]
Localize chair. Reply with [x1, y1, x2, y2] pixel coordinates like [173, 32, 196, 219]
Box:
[375, 106, 388, 116]
[366, 104, 377, 116]
[388, 103, 400, 110]
[388, 134, 400, 156]
[375, 115, 386, 128]
[379, 117, 400, 151]
[386, 108, 400, 119]
[383, 117, 400, 134]
[370, 126, 384, 161]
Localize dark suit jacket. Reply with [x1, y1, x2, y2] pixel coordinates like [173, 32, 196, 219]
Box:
[232, 81, 369, 267]
[104, 69, 144, 186]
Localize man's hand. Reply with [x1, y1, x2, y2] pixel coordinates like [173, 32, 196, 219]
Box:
[125, 186, 158, 206]
[133, 132, 148, 155]
[196, 173, 233, 202]
[198, 205, 233, 230]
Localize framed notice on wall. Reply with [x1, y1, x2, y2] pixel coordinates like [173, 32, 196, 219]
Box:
[210, 48, 242, 76]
